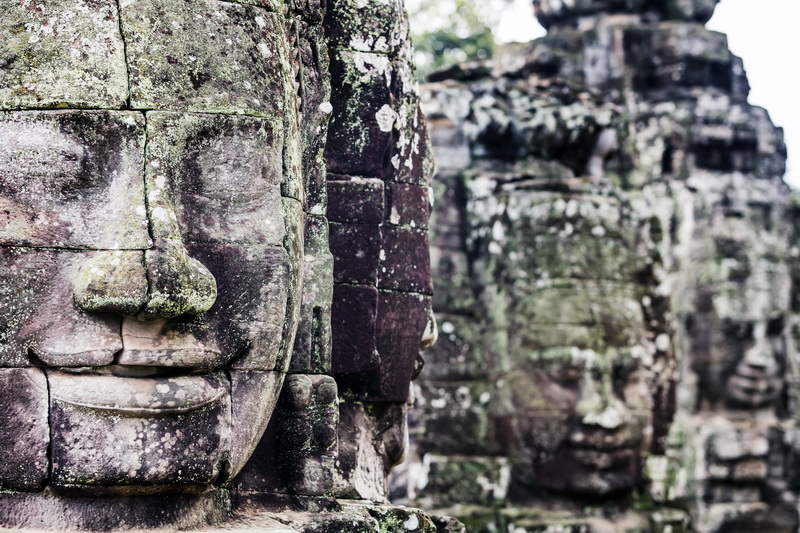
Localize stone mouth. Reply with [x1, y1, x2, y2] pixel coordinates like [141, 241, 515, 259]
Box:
[46, 370, 228, 417]
[567, 429, 642, 451]
[567, 446, 638, 470]
[727, 373, 781, 406]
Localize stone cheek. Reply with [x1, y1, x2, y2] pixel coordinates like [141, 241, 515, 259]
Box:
[187, 244, 291, 371]
[0, 249, 124, 368]
[0, 368, 49, 492]
[0, 111, 150, 250]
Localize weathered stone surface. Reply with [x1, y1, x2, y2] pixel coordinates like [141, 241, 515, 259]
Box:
[325, 50, 394, 177]
[289, 215, 334, 374]
[0, 0, 128, 109]
[74, 252, 149, 317]
[387, 183, 431, 229]
[326, 178, 385, 225]
[329, 222, 382, 285]
[407, 454, 510, 509]
[49, 371, 231, 489]
[378, 226, 432, 294]
[186, 244, 290, 371]
[0, 249, 123, 367]
[331, 284, 379, 374]
[233, 374, 338, 497]
[228, 370, 285, 480]
[367, 291, 431, 402]
[413, 381, 502, 458]
[145, 112, 286, 246]
[0, 111, 149, 249]
[121, 0, 290, 115]
[0, 368, 49, 492]
[277, 374, 338, 495]
[533, 0, 720, 30]
[325, 0, 408, 55]
[333, 401, 408, 502]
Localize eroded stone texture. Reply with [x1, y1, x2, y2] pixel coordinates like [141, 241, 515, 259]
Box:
[0, 111, 149, 249]
[0, 368, 49, 492]
[0, 0, 441, 529]
[0, 0, 128, 109]
[324, 0, 437, 506]
[121, 0, 290, 115]
[393, 1, 794, 531]
[49, 371, 231, 489]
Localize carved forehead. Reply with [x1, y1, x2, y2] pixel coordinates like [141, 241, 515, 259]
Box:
[0, 0, 290, 115]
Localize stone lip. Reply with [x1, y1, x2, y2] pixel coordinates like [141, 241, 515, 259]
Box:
[47, 371, 228, 417]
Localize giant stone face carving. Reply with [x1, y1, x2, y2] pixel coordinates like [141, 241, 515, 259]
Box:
[0, 0, 301, 524]
[0, 116, 294, 492]
[471, 185, 671, 501]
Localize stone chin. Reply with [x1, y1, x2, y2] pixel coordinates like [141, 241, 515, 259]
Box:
[519, 435, 646, 497]
[725, 371, 783, 410]
[44, 369, 283, 494]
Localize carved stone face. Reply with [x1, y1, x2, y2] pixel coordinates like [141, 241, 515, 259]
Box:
[0, 0, 300, 495]
[688, 310, 787, 411]
[686, 238, 791, 413]
[722, 318, 786, 409]
[465, 183, 669, 499]
[0, 110, 296, 493]
[504, 291, 656, 497]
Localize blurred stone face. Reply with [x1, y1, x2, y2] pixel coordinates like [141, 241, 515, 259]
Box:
[722, 317, 786, 409]
[0, 0, 299, 494]
[686, 234, 791, 414]
[505, 291, 655, 496]
[466, 183, 670, 498]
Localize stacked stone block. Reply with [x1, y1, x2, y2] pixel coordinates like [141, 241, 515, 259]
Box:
[396, 1, 797, 532]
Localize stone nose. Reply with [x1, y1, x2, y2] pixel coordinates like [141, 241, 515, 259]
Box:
[576, 372, 629, 430]
[74, 240, 216, 319]
[742, 322, 779, 372]
[140, 239, 217, 319]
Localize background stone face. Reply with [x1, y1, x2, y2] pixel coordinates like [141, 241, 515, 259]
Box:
[321, 0, 437, 505]
[392, 2, 795, 532]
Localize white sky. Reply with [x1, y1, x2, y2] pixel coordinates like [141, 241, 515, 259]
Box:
[492, 0, 800, 187]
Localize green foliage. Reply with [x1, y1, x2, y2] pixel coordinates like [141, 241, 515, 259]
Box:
[408, 0, 511, 80]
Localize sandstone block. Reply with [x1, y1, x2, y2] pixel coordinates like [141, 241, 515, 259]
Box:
[329, 222, 381, 285]
[326, 178, 385, 225]
[0, 111, 149, 249]
[0, 0, 128, 109]
[121, 0, 290, 115]
[0, 368, 49, 491]
[331, 283, 379, 374]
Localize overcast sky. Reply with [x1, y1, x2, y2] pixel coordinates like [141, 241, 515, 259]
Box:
[492, 0, 800, 187]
